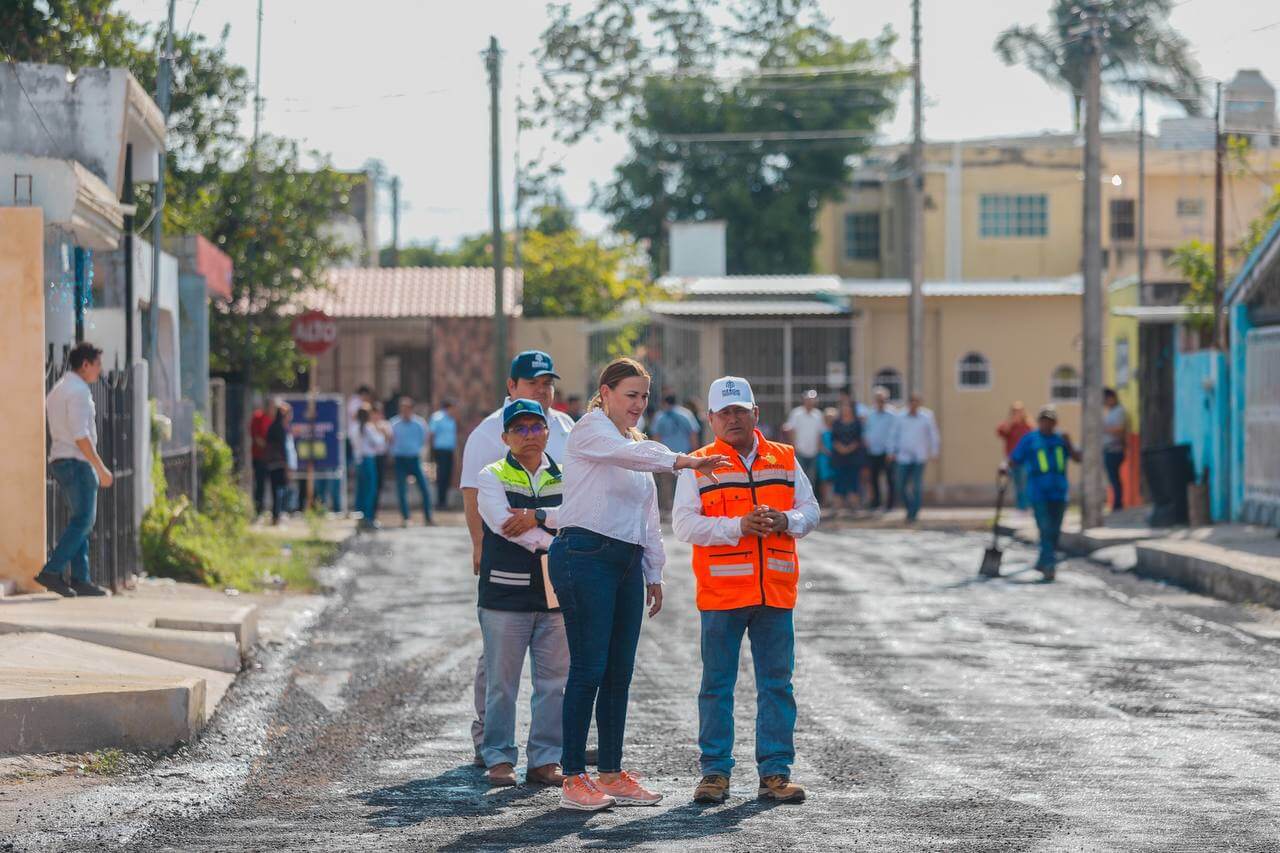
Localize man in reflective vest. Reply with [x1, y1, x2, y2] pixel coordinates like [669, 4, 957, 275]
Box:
[672, 377, 820, 805]
[1005, 404, 1081, 581]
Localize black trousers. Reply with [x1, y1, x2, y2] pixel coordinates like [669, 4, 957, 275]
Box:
[253, 459, 270, 515]
[433, 448, 455, 507]
[269, 467, 287, 522]
[867, 453, 895, 510]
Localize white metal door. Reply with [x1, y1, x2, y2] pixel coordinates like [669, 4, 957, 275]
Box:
[1243, 325, 1280, 527]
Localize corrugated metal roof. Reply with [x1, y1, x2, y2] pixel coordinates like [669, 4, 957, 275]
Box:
[1225, 215, 1280, 306]
[648, 299, 850, 317]
[308, 267, 522, 319]
[659, 275, 843, 297]
[844, 277, 1082, 297]
[1111, 305, 1212, 323]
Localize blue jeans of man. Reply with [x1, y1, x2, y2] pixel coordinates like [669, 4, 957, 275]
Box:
[1033, 500, 1066, 569]
[355, 457, 379, 521]
[896, 461, 926, 520]
[547, 528, 644, 776]
[699, 606, 797, 779]
[393, 455, 432, 521]
[477, 607, 569, 770]
[42, 459, 98, 584]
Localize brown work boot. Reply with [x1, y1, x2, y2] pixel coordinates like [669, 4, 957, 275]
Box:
[692, 774, 730, 804]
[486, 763, 517, 787]
[527, 763, 566, 787]
[757, 775, 806, 803]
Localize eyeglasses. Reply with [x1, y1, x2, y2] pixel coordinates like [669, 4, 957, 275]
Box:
[508, 422, 547, 437]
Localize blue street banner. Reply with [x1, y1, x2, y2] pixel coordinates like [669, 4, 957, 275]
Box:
[284, 394, 345, 477]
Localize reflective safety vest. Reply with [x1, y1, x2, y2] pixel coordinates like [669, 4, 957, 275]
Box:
[690, 433, 799, 611]
[1036, 444, 1066, 475]
[478, 452, 563, 612]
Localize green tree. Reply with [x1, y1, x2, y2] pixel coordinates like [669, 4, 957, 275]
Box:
[994, 0, 1204, 132]
[536, 0, 902, 274]
[521, 228, 660, 318]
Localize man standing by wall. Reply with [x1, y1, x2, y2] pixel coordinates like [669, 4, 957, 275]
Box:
[36, 342, 113, 598]
[459, 350, 575, 765]
[651, 394, 700, 513]
[390, 398, 433, 526]
[888, 393, 940, 523]
[782, 389, 825, 487]
[673, 376, 820, 806]
[863, 387, 898, 512]
[1006, 405, 1081, 581]
[428, 399, 458, 510]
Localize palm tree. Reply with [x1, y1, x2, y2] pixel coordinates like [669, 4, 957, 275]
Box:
[995, 0, 1205, 132]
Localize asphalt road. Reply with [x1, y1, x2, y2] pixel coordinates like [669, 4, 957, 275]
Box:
[8, 520, 1280, 852]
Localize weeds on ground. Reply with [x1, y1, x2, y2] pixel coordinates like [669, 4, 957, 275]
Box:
[141, 421, 336, 592]
[83, 749, 126, 776]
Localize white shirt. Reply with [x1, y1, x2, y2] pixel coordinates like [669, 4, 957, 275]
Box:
[352, 423, 387, 462]
[460, 398, 575, 490]
[476, 454, 560, 553]
[783, 406, 826, 457]
[556, 409, 678, 584]
[47, 373, 97, 463]
[890, 408, 941, 464]
[672, 437, 821, 546]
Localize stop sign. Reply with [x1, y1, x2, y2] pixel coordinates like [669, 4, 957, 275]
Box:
[292, 310, 337, 356]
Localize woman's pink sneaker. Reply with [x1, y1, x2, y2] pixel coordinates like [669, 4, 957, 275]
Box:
[560, 773, 616, 811]
[595, 771, 663, 806]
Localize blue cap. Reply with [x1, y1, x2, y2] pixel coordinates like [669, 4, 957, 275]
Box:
[502, 398, 548, 428]
[510, 350, 560, 381]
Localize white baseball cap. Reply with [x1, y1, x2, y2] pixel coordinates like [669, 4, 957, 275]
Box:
[708, 376, 755, 413]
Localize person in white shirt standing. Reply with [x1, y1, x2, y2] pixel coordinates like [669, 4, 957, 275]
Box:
[782, 389, 825, 489]
[459, 350, 575, 766]
[548, 357, 728, 811]
[888, 393, 941, 523]
[38, 342, 113, 598]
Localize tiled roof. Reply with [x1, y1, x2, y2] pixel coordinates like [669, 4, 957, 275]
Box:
[309, 267, 523, 319]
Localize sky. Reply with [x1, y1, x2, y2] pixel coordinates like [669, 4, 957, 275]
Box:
[119, 0, 1280, 249]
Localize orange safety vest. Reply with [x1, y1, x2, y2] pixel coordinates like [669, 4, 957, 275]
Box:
[690, 432, 799, 612]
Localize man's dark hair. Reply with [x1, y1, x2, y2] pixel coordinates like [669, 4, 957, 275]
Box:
[1103, 387, 1117, 399]
[69, 341, 103, 370]
[663, 394, 677, 406]
[567, 395, 581, 404]
[357, 384, 372, 395]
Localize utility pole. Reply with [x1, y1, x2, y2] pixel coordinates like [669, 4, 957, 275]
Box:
[907, 0, 925, 400]
[1213, 81, 1225, 350]
[1137, 86, 1146, 295]
[146, 0, 176, 381]
[485, 36, 507, 402]
[1079, 4, 1106, 529]
[390, 175, 401, 267]
[241, 0, 264, 481]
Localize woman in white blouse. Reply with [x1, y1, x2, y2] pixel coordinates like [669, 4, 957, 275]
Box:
[549, 358, 728, 811]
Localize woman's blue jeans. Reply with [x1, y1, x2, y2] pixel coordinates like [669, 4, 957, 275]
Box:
[547, 527, 645, 776]
[355, 457, 379, 522]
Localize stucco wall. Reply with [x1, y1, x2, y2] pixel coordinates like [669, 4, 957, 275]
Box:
[512, 317, 590, 399]
[0, 209, 48, 590]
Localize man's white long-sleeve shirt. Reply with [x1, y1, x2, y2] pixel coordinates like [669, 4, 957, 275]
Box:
[672, 438, 820, 546]
[476, 454, 559, 553]
[889, 408, 940, 464]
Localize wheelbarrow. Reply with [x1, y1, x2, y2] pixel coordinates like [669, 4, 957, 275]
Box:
[979, 470, 1010, 578]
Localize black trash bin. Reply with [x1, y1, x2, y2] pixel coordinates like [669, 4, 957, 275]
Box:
[1141, 443, 1194, 527]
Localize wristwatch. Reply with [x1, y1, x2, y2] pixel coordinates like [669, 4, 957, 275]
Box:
[534, 509, 547, 524]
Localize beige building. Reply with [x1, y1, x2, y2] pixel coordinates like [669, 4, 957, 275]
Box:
[815, 128, 1280, 286]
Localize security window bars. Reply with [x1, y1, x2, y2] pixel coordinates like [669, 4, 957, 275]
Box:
[957, 352, 991, 390]
[1051, 365, 1081, 401]
[873, 368, 903, 402]
[843, 212, 881, 260]
[979, 194, 1048, 238]
[1110, 199, 1136, 241]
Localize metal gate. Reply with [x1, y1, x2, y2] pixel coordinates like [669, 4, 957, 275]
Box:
[1243, 325, 1280, 527]
[587, 316, 702, 408]
[720, 320, 853, 434]
[45, 351, 141, 591]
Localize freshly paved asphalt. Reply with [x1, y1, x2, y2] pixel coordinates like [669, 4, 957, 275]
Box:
[7, 520, 1280, 851]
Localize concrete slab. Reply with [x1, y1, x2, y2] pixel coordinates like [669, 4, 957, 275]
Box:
[1135, 527, 1280, 609]
[0, 633, 223, 755]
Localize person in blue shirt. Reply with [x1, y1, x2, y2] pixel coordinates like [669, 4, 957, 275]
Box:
[1005, 405, 1082, 580]
[429, 399, 458, 509]
[390, 397, 433, 526]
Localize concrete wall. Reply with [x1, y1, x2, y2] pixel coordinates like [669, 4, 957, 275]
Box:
[512, 317, 590, 399]
[1174, 349, 1229, 520]
[0, 209, 48, 591]
[858, 293, 1082, 503]
[178, 274, 210, 417]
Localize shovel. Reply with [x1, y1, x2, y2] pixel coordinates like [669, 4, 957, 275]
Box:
[979, 470, 1010, 578]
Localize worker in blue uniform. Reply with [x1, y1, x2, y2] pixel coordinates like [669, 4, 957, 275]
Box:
[1004, 405, 1082, 581]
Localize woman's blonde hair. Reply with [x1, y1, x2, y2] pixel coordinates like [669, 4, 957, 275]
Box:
[590, 357, 650, 440]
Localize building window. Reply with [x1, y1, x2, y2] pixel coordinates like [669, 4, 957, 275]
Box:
[957, 352, 991, 390]
[1051, 365, 1081, 401]
[844, 212, 880, 260]
[979, 194, 1048, 237]
[1110, 199, 1136, 241]
[1177, 197, 1204, 217]
[1115, 338, 1130, 388]
[873, 367, 903, 402]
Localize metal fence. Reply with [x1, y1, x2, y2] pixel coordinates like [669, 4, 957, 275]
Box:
[1243, 325, 1280, 527]
[158, 397, 198, 504]
[45, 349, 140, 591]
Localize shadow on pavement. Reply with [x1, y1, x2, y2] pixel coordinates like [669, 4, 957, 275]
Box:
[440, 797, 780, 850]
[356, 763, 543, 828]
